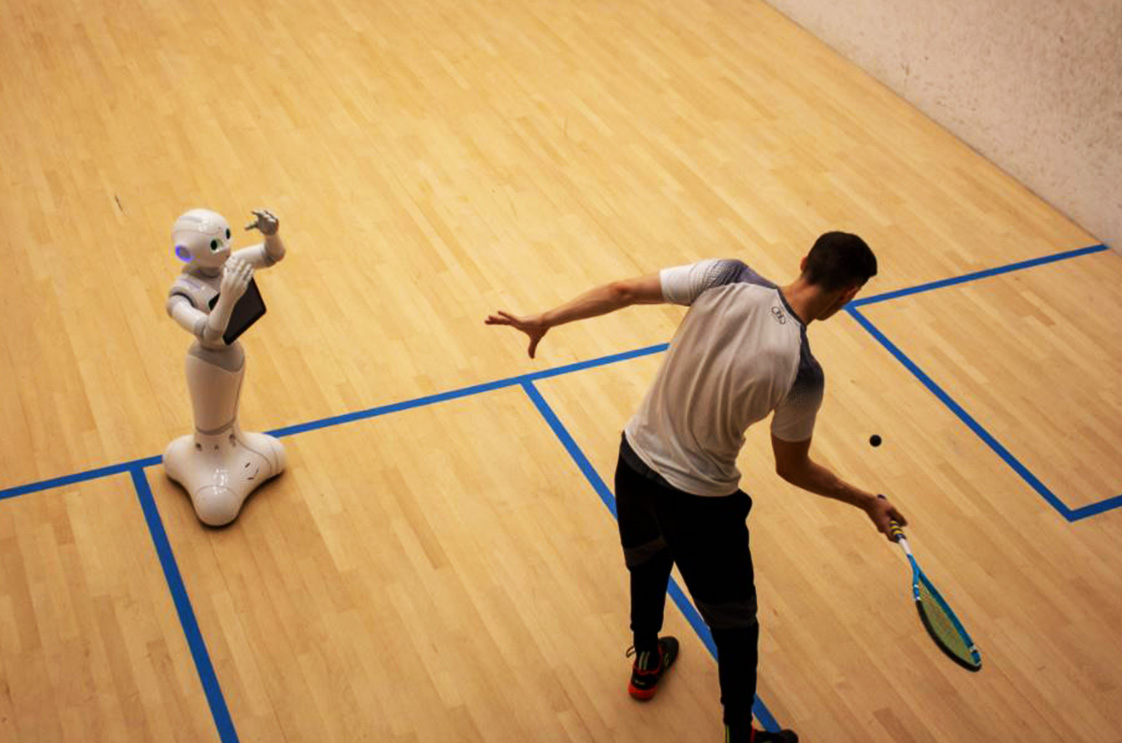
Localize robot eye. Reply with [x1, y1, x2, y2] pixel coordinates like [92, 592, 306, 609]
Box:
[225, 228, 231, 239]
[210, 239, 219, 251]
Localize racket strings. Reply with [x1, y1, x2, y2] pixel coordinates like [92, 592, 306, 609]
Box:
[917, 578, 975, 664]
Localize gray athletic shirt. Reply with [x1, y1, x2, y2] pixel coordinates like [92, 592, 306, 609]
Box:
[624, 259, 824, 496]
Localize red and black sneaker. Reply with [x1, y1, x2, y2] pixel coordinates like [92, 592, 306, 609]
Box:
[626, 636, 679, 700]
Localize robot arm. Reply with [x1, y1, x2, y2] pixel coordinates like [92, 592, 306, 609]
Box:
[167, 258, 254, 344]
[234, 209, 286, 269]
[167, 294, 210, 339]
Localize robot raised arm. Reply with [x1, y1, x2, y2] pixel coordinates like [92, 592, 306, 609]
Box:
[234, 209, 287, 269]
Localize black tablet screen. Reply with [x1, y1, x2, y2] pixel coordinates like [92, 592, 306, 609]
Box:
[207, 278, 267, 344]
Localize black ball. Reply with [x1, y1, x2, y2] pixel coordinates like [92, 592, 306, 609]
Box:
[869, 435, 882, 447]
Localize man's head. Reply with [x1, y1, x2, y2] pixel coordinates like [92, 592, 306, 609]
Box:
[799, 232, 877, 319]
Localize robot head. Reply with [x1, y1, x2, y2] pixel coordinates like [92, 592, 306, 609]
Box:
[172, 209, 232, 268]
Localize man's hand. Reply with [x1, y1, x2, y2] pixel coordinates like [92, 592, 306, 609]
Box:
[485, 311, 550, 358]
[484, 274, 663, 358]
[245, 208, 279, 236]
[866, 495, 908, 541]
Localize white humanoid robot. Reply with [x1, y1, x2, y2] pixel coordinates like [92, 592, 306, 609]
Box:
[164, 207, 288, 526]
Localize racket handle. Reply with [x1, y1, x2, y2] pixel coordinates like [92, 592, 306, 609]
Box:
[877, 494, 906, 542]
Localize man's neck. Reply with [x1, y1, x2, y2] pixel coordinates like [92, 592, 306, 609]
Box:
[779, 280, 820, 325]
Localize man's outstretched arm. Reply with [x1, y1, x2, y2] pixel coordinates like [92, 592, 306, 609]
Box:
[485, 273, 664, 358]
[771, 434, 908, 540]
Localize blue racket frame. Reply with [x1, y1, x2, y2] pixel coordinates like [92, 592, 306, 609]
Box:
[905, 551, 983, 671]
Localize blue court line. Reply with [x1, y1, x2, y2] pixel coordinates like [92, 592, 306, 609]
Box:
[521, 380, 782, 733]
[847, 306, 1106, 522]
[1068, 494, 1122, 521]
[850, 244, 1108, 308]
[0, 344, 669, 500]
[268, 342, 669, 439]
[0, 455, 162, 501]
[131, 467, 239, 743]
[846, 242, 1122, 520]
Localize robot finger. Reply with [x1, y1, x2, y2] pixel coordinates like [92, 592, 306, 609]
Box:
[245, 209, 276, 231]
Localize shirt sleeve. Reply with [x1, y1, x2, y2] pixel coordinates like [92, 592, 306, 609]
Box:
[770, 366, 824, 442]
[660, 259, 748, 306]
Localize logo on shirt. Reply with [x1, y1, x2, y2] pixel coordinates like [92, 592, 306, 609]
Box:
[770, 306, 787, 324]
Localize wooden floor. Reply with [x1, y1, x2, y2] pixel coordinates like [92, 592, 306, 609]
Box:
[2, 0, 1120, 741]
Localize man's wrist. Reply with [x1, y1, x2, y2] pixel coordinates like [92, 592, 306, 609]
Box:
[849, 489, 877, 511]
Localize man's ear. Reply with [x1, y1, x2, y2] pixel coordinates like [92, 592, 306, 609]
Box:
[800, 255, 808, 273]
[841, 283, 862, 303]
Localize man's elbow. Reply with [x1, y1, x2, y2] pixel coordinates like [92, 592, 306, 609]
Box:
[775, 459, 808, 485]
[608, 280, 636, 305]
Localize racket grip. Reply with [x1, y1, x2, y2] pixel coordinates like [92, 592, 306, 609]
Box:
[877, 494, 905, 541]
[888, 521, 905, 541]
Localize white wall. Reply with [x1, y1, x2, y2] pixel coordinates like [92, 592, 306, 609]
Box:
[764, 0, 1121, 252]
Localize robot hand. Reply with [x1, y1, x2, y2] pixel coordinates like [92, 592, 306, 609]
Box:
[244, 209, 279, 236]
[219, 255, 254, 304]
[202, 256, 254, 344]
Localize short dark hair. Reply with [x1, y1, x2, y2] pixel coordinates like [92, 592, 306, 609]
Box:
[802, 232, 877, 291]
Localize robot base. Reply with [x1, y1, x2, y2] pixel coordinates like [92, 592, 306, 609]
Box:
[164, 429, 286, 526]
